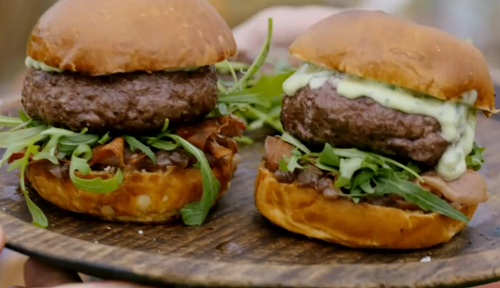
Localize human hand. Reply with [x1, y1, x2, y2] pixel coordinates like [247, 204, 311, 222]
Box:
[0, 226, 5, 253]
[20, 257, 151, 288]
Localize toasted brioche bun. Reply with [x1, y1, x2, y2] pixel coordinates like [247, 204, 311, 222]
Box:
[254, 163, 477, 249]
[25, 154, 238, 223]
[27, 0, 237, 76]
[289, 10, 495, 113]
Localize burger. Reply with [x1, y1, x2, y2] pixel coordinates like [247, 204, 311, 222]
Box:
[0, 0, 270, 227]
[254, 10, 496, 249]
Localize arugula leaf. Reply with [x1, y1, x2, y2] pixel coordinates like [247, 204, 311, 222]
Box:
[18, 110, 30, 123]
[58, 133, 100, 154]
[281, 132, 311, 154]
[160, 119, 170, 134]
[215, 61, 250, 75]
[0, 126, 48, 148]
[378, 169, 469, 222]
[466, 142, 485, 171]
[335, 158, 364, 188]
[32, 135, 60, 164]
[69, 144, 124, 193]
[242, 105, 283, 132]
[226, 18, 273, 93]
[351, 169, 375, 192]
[0, 115, 24, 126]
[8, 141, 48, 227]
[331, 148, 368, 159]
[149, 140, 179, 151]
[315, 162, 339, 174]
[278, 159, 289, 172]
[318, 143, 340, 167]
[214, 18, 294, 134]
[123, 135, 156, 165]
[282, 153, 302, 172]
[98, 132, 111, 145]
[374, 153, 423, 182]
[167, 134, 221, 226]
[234, 136, 254, 145]
[219, 71, 294, 109]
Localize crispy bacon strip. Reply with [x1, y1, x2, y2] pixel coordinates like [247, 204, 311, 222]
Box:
[175, 115, 245, 158]
[8, 150, 28, 163]
[417, 170, 488, 205]
[88, 137, 125, 168]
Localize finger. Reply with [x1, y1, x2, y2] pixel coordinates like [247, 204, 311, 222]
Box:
[24, 257, 82, 287]
[475, 282, 500, 288]
[54, 281, 153, 288]
[0, 227, 5, 252]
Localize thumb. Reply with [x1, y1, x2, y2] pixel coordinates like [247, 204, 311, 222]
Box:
[0, 226, 5, 252]
[24, 257, 82, 287]
[53, 281, 153, 288]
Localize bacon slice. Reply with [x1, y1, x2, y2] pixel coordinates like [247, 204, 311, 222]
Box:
[88, 137, 125, 168]
[263, 136, 293, 172]
[8, 150, 28, 163]
[175, 115, 245, 158]
[418, 170, 488, 205]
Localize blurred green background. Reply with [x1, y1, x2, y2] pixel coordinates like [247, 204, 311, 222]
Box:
[1, 0, 499, 97]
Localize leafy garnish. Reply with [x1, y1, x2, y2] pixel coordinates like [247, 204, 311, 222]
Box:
[281, 132, 311, 154]
[377, 169, 469, 222]
[9, 141, 48, 227]
[336, 158, 364, 188]
[123, 135, 156, 165]
[167, 134, 221, 226]
[58, 133, 100, 153]
[98, 132, 111, 144]
[466, 142, 485, 171]
[215, 61, 250, 75]
[70, 144, 124, 193]
[277, 134, 479, 223]
[226, 19, 273, 93]
[149, 140, 178, 151]
[0, 114, 24, 126]
[215, 18, 294, 133]
[234, 136, 254, 145]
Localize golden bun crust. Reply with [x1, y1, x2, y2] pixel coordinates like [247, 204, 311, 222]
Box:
[25, 154, 237, 223]
[254, 163, 477, 249]
[289, 10, 495, 113]
[27, 0, 237, 76]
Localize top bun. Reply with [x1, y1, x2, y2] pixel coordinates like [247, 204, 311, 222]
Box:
[26, 0, 237, 76]
[289, 10, 495, 113]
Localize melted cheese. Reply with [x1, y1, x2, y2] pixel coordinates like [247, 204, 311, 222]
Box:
[283, 64, 478, 181]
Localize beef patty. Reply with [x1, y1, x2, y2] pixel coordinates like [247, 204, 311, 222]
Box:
[22, 66, 218, 134]
[281, 81, 449, 166]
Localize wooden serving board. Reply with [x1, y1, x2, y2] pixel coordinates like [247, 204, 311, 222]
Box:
[1, 94, 500, 288]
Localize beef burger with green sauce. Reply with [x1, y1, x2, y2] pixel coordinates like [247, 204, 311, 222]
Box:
[255, 10, 496, 249]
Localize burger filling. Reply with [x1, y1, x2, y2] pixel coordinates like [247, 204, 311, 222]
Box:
[8, 116, 244, 178]
[269, 63, 487, 222]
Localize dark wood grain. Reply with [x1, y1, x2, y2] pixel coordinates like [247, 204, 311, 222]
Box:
[2, 93, 500, 288]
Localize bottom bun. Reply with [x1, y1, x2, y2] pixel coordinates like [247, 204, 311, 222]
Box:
[25, 154, 238, 223]
[254, 162, 477, 249]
